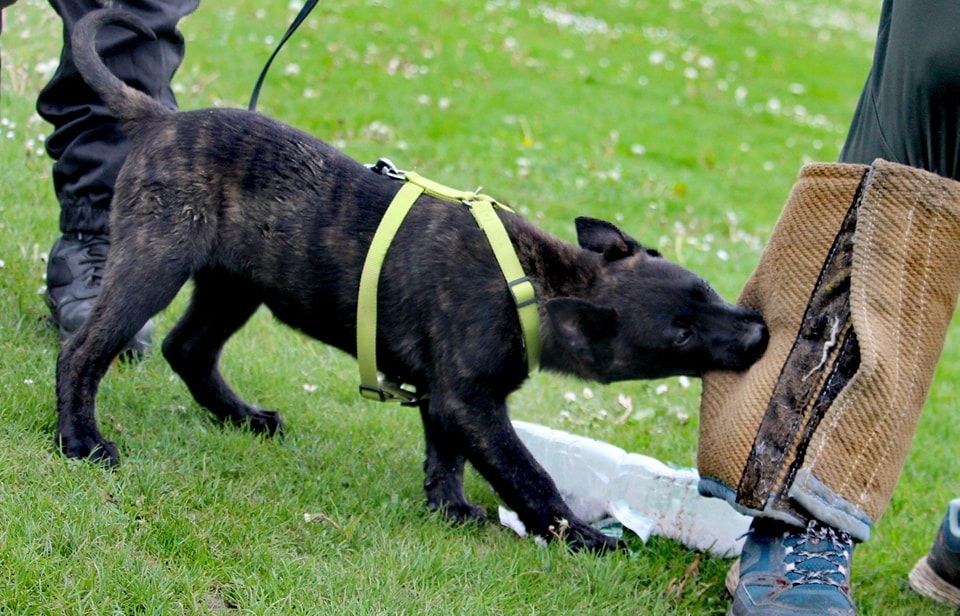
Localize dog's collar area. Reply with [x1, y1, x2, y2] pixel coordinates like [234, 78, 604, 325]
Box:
[358, 159, 540, 403]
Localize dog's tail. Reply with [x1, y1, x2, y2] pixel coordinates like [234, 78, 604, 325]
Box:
[72, 9, 170, 128]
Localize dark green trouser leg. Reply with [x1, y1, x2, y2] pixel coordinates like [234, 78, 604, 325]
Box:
[840, 0, 960, 181]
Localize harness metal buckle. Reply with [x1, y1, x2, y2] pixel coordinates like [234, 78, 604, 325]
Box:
[368, 157, 406, 180]
[508, 275, 537, 308]
[360, 373, 426, 406]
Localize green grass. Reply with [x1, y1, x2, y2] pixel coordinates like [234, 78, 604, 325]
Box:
[1, 0, 957, 613]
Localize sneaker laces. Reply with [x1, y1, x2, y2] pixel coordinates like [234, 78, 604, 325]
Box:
[74, 233, 110, 286]
[781, 520, 853, 589]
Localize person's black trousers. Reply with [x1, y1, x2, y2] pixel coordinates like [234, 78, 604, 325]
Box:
[36, 0, 198, 235]
[840, 0, 960, 180]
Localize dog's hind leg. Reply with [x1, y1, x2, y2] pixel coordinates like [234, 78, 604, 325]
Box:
[162, 269, 283, 436]
[56, 249, 194, 467]
[417, 400, 487, 523]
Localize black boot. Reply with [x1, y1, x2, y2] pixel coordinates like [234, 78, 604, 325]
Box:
[46, 233, 154, 356]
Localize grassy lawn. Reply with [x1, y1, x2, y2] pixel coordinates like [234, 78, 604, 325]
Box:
[1, 0, 957, 613]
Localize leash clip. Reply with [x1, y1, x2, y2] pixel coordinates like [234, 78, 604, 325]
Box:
[368, 157, 407, 180]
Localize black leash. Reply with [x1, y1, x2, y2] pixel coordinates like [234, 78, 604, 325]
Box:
[248, 0, 319, 111]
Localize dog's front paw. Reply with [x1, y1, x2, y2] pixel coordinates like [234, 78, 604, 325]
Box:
[237, 408, 284, 437]
[430, 500, 488, 524]
[58, 431, 120, 468]
[556, 519, 625, 554]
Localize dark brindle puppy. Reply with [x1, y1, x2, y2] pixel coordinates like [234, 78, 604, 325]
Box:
[59, 9, 768, 551]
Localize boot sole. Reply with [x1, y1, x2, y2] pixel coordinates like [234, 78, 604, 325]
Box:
[724, 558, 739, 615]
[908, 556, 960, 608]
[725, 558, 740, 596]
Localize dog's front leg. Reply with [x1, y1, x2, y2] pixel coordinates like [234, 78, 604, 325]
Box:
[427, 388, 623, 553]
[417, 399, 487, 523]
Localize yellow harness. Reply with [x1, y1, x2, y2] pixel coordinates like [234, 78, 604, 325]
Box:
[357, 159, 540, 403]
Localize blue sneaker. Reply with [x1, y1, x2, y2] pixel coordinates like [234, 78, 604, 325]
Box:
[728, 518, 856, 615]
[908, 498, 960, 608]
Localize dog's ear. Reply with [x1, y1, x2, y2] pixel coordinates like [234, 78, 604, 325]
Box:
[575, 217, 643, 261]
[546, 297, 619, 373]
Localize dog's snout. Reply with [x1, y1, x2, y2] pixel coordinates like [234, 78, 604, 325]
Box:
[742, 317, 769, 359]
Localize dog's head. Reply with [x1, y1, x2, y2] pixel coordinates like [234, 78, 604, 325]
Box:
[545, 217, 767, 382]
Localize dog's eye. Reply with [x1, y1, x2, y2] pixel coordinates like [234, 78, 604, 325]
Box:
[674, 329, 694, 347]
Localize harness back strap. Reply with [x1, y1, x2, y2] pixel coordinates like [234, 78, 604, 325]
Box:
[357, 169, 540, 402]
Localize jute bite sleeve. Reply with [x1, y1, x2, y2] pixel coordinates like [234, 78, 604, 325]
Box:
[698, 160, 960, 541]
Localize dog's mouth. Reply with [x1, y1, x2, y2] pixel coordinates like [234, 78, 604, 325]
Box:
[691, 316, 769, 375]
[717, 319, 770, 372]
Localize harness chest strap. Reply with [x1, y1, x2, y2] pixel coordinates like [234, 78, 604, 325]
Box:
[357, 170, 540, 402]
[357, 181, 424, 401]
